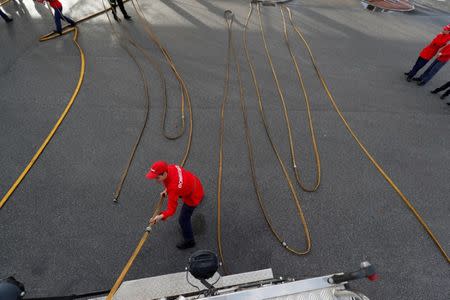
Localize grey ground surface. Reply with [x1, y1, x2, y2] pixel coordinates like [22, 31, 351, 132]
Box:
[1, 0, 449, 299]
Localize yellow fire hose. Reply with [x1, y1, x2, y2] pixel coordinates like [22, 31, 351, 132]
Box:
[0, 27, 85, 209]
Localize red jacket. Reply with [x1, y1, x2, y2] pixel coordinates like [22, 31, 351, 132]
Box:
[437, 44, 450, 62]
[47, 0, 62, 9]
[160, 165, 204, 220]
[419, 33, 450, 60]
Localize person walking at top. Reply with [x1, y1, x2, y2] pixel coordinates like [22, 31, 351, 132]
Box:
[431, 81, 450, 103]
[414, 43, 450, 86]
[147, 161, 204, 250]
[37, 0, 75, 34]
[109, 0, 131, 22]
[0, 8, 13, 23]
[405, 24, 450, 82]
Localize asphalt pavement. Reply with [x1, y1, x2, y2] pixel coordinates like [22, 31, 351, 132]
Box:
[0, 0, 449, 299]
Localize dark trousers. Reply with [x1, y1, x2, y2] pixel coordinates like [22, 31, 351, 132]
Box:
[54, 6, 75, 33]
[110, 0, 129, 17]
[179, 203, 196, 242]
[406, 57, 429, 79]
[0, 9, 11, 22]
[434, 81, 450, 99]
[418, 59, 446, 84]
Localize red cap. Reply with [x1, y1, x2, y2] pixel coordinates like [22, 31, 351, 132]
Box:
[146, 161, 168, 179]
[443, 24, 450, 31]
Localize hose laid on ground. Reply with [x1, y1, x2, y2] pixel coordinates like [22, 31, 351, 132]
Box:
[282, 5, 449, 263]
[256, 3, 321, 192]
[132, 0, 193, 166]
[243, 3, 312, 256]
[106, 1, 194, 297]
[0, 27, 85, 209]
[99, 0, 152, 203]
[218, 5, 313, 274]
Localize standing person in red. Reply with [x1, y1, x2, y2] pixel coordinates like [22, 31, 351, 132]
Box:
[41, 0, 76, 34]
[405, 24, 450, 82]
[414, 43, 450, 86]
[147, 161, 204, 249]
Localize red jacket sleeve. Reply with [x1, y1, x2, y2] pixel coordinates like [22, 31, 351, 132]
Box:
[437, 44, 450, 62]
[160, 191, 178, 220]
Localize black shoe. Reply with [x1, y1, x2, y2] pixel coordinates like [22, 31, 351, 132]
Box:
[69, 22, 76, 27]
[412, 77, 421, 82]
[53, 30, 62, 35]
[430, 89, 439, 94]
[124, 15, 132, 20]
[176, 240, 195, 250]
[404, 72, 410, 76]
[6, 18, 13, 23]
[417, 81, 426, 86]
[113, 13, 120, 22]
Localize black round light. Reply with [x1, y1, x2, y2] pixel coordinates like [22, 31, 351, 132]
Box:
[188, 250, 219, 280]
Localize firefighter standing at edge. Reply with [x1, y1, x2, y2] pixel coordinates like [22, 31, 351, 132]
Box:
[147, 161, 204, 250]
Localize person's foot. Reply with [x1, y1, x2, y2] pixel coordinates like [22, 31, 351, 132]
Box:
[53, 30, 62, 35]
[430, 89, 439, 94]
[404, 72, 410, 76]
[113, 13, 120, 22]
[6, 17, 13, 23]
[412, 77, 421, 82]
[440, 95, 447, 100]
[69, 22, 76, 27]
[124, 15, 132, 20]
[176, 240, 195, 250]
[417, 81, 426, 86]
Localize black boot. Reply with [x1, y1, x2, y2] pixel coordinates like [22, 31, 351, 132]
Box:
[176, 240, 195, 250]
[124, 14, 131, 20]
[113, 12, 120, 22]
[412, 77, 421, 82]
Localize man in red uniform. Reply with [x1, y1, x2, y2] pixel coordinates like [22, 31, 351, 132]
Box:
[414, 43, 450, 86]
[405, 24, 450, 82]
[39, 0, 76, 34]
[147, 161, 204, 249]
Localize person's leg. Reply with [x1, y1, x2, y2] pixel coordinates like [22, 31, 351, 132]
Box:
[108, 0, 119, 20]
[59, 7, 75, 26]
[178, 203, 196, 247]
[417, 60, 446, 85]
[405, 57, 428, 80]
[54, 8, 62, 33]
[117, 0, 131, 19]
